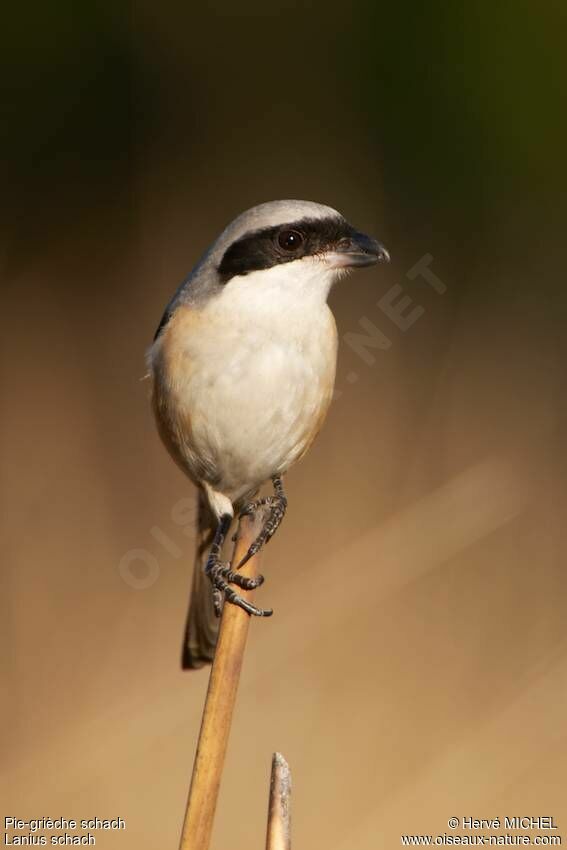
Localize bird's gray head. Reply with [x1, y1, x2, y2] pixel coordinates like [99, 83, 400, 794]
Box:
[154, 200, 389, 340]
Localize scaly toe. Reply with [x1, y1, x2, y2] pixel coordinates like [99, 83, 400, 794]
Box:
[224, 586, 273, 617]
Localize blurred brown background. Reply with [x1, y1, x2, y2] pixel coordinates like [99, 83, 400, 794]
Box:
[2, 2, 566, 847]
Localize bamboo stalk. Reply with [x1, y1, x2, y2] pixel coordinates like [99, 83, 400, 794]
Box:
[265, 753, 292, 850]
[179, 506, 270, 850]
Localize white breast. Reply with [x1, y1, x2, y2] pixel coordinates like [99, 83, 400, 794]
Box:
[152, 258, 338, 504]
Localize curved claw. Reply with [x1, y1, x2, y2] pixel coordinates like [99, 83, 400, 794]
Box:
[235, 546, 257, 571]
[236, 487, 287, 568]
[235, 509, 285, 569]
[248, 573, 265, 588]
[225, 586, 274, 617]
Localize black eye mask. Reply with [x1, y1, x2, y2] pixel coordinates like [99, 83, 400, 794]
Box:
[217, 216, 357, 284]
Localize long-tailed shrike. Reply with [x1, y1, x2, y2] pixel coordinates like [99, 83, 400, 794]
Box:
[148, 200, 389, 666]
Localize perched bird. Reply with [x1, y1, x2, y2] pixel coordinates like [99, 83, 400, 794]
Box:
[148, 200, 389, 666]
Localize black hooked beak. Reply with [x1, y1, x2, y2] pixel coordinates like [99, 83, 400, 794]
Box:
[326, 231, 390, 269]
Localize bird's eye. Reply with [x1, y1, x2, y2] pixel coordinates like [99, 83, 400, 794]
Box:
[277, 229, 304, 251]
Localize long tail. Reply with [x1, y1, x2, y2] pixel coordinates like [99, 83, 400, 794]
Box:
[182, 491, 219, 669]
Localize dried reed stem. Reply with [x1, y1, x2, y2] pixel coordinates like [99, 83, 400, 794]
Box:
[179, 506, 269, 850]
[265, 752, 292, 850]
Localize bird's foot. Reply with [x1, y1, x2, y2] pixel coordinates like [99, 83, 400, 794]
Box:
[204, 547, 272, 618]
[207, 558, 272, 617]
[237, 475, 288, 568]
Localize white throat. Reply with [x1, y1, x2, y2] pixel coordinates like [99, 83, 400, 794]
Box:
[215, 257, 338, 319]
